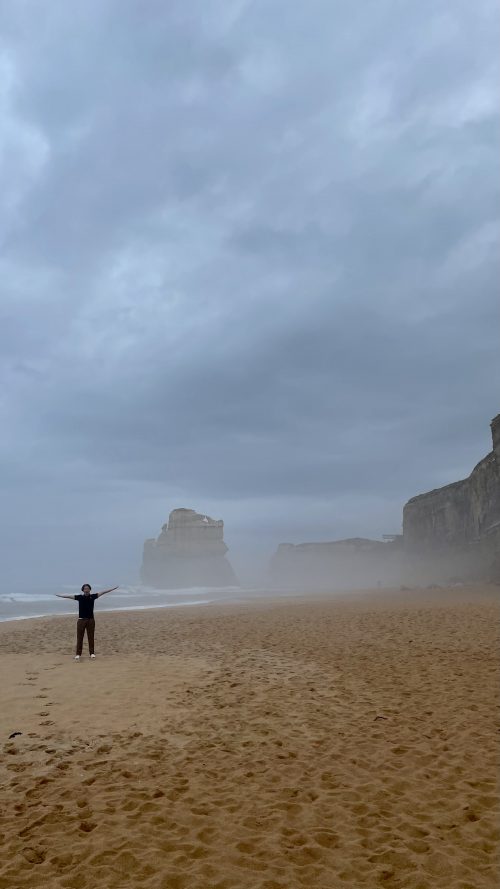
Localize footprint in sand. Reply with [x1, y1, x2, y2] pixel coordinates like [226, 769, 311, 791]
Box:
[22, 847, 45, 864]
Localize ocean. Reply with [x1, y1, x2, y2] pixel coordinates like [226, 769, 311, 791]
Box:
[0, 583, 270, 623]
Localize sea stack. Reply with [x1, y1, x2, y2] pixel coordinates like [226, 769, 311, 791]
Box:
[141, 508, 238, 589]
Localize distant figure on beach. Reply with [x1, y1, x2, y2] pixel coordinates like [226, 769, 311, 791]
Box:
[55, 584, 119, 660]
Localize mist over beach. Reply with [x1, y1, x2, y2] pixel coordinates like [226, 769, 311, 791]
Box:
[1, 1, 499, 887]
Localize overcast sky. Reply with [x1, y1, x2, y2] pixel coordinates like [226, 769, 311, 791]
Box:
[1, 0, 499, 587]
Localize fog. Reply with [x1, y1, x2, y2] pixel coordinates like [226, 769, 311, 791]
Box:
[267, 544, 492, 593]
[1, 1, 499, 592]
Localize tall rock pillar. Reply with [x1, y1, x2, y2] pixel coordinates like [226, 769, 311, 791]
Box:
[141, 508, 238, 589]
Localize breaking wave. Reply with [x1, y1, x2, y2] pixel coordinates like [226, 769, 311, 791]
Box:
[0, 583, 244, 623]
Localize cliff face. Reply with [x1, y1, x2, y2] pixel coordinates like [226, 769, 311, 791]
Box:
[403, 416, 500, 550]
[402, 414, 500, 579]
[270, 413, 500, 589]
[141, 508, 238, 589]
[269, 538, 403, 590]
[403, 478, 473, 549]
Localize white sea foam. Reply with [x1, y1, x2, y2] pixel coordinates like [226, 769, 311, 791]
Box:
[0, 584, 245, 622]
[99, 600, 212, 612]
[0, 593, 55, 603]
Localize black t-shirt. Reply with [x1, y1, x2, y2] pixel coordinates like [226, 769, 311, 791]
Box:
[75, 594, 98, 619]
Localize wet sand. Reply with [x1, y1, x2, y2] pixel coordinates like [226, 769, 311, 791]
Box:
[0, 585, 499, 888]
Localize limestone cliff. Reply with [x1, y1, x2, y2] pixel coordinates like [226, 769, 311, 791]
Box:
[403, 415, 500, 548]
[141, 508, 238, 589]
[403, 414, 500, 578]
[269, 537, 403, 590]
[269, 414, 500, 588]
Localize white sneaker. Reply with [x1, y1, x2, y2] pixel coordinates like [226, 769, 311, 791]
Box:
[74, 655, 80, 661]
[90, 654, 96, 659]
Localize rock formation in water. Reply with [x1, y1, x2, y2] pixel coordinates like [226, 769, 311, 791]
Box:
[141, 508, 238, 589]
[403, 414, 500, 579]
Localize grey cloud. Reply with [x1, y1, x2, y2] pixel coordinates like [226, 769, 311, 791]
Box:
[0, 0, 498, 584]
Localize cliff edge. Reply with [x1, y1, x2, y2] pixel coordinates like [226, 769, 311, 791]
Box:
[402, 414, 500, 579]
[403, 415, 500, 550]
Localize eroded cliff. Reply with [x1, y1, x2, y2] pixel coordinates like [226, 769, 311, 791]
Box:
[402, 414, 500, 579]
[403, 416, 500, 549]
[141, 508, 238, 589]
[269, 537, 403, 590]
[269, 414, 500, 588]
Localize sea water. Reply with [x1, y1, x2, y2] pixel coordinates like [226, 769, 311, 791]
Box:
[0, 583, 256, 623]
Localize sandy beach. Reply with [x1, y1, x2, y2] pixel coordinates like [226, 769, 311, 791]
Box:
[0, 585, 498, 889]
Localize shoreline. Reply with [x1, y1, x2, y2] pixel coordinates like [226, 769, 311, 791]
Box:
[0, 599, 214, 625]
[0, 581, 497, 628]
[0, 584, 292, 626]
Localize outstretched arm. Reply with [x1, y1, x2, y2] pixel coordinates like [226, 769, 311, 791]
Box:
[55, 594, 76, 600]
[97, 586, 119, 598]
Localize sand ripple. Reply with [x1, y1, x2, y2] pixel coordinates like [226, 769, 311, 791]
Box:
[0, 587, 498, 888]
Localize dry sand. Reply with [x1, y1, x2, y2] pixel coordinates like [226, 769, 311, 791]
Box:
[0, 585, 499, 889]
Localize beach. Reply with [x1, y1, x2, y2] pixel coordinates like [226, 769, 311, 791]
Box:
[0, 585, 498, 889]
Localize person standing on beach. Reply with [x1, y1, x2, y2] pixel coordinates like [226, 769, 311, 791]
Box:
[55, 584, 119, 660]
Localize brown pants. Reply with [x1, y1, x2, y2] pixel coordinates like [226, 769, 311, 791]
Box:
[76, 618, 95, 656]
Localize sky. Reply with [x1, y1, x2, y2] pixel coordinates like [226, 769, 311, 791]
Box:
[1, 0, 499, 587]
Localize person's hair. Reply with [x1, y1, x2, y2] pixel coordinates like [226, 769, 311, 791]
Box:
[81, 583, 92, 592]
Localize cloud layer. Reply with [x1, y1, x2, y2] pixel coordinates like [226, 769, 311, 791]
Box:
[1, 0, 499, 584]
